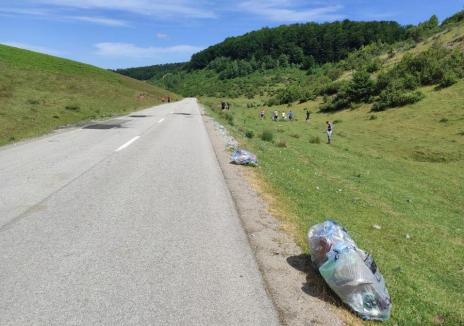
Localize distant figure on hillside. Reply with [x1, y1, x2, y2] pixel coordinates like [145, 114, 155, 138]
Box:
[221, 101, 226, 110]
[226, 102, 231, 110]
[326, 121, 333, 144]
[288, 110, 294, 121]
[260, 110, 265, 120]
[273, 111, 278, 121]
[281, 112, 286, 120]
[305, 109, 311, 122]
[167, 96, 171, 103]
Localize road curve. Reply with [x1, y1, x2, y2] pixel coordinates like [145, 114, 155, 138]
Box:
[0, 99, 279, 325]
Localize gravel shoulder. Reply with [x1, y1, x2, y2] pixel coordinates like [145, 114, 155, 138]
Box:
[202, 110, 346, 326]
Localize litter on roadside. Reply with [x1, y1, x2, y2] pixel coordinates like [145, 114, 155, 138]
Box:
[231, 149, 258, 166]
[307, 220, 392, 321]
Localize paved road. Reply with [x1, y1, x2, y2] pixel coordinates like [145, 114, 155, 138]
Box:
[0, 99, 279, 325]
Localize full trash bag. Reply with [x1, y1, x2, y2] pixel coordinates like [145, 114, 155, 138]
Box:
[307, 220, 392, 321]
[231, 149, 258, 166]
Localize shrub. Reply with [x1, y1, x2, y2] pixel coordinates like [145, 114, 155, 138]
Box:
[319, 80, 348, 96]
[266, 97, 280, 107]
[372, 87, 425, 111]
[369, 115, 378, 120]
[261, 129, 274, 142]
[320, 96, 352, 112]
[276, 85, 302, 104]
[245, 130, 255, 138]
[347, 70, 376, 103]
[333, 119, 343, 124]
[309, 136, 321, 144]
[290, 133, 300, 139]
[438, 72, 458, 89]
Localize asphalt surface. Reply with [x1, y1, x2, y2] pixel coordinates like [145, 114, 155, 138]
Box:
[0, 99, 279, 325]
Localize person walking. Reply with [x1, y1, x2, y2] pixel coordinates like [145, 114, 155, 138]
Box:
[305, 109, 311, 122]
[288, 110, 294, 121]
[326, 121, 333, 144]
[260, 110, 265, 120]
[273, 110, 278, 121]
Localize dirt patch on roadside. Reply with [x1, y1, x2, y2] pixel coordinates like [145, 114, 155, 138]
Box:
[202, 111, 348, 326]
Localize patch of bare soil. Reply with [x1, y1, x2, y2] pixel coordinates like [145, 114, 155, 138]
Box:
[202, 111, 348, 326]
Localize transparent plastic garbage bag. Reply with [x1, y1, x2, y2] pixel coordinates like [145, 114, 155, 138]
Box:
[308, 220, 392, 321]
[231, 149, 258, 166]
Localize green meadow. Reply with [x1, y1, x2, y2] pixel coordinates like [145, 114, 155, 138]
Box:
[201, 81, 464, 325]
[0, 44, 178, 146]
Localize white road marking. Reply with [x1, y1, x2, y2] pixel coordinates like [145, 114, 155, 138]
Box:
[158, 118, 165, 123]
[115, 136, 140, 152]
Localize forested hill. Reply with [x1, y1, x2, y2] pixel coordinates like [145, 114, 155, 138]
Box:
[116, 19, 407, 80]
[115, 63, 184, 81]
[189, 20, 406, 69]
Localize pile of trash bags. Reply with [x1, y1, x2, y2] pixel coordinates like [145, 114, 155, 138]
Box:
[307, 220, 392, 321]
[231, 149, 258, 166]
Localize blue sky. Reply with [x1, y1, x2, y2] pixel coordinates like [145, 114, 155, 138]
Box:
[1, 1, 463, 69]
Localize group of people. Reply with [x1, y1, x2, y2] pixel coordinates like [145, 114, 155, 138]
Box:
[258, 108, 334, 144]
[259, 110, 295, 121]
[221, 101, 231, 110]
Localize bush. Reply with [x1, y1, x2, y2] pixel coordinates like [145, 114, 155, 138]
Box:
[347, 70, 376, 103]
[369, 115, 378, 120]
[372, 87, 425, 111]
[385, 48, 464, 88]
[309, 136, 321, 144]
[261, 129, 274, 142]
[320, 96, 352, 112]
[290, 133, 300, 138]
[245, 130, 255, 138]
[266, 97, 280, 107]
[276, 85, 302, 104]
[438, 72, 458, 89]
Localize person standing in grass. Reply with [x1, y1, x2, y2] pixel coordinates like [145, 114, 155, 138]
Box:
[273, 110, 278, 121]
[305, 109, 311, 122]
[288, 110, 294, 121]
[326, 121, 333, 144]
[260, 110, 265, 120]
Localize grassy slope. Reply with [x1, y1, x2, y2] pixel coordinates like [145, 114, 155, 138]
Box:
[0, 44, 179, 146]
[202, 81, 464, 325]
[200, 24, 464, 325]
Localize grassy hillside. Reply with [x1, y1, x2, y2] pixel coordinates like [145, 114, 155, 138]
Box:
[0, 44, 179, 146]
[196, 16, 464, 325]
[202, 79, 464, 325]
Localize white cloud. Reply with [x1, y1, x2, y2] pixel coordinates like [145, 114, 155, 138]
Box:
[156, 33, 169, 40]
[2, 41, 63, 56]
[238, 0, 343, 22]
[71, 16, 129, 27]
[95, 42, 203, 58]
[34, 0, 217, 19]
[0, 7, 130, 27]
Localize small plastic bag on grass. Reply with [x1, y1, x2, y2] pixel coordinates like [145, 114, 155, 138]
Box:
[307, 220, 392, 321]
[231, 149, 258, 166]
